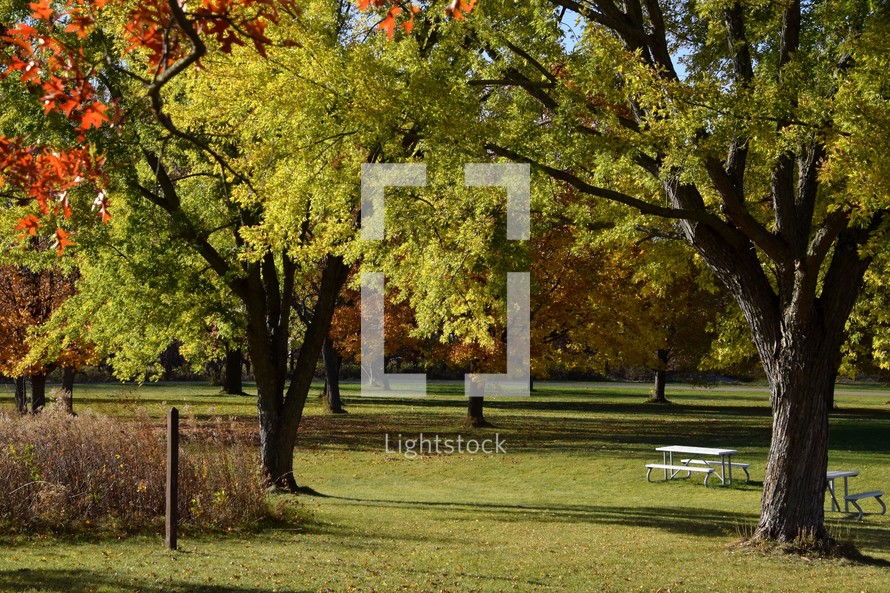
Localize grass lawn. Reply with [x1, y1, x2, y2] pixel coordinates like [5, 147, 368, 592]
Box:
[1, 380, 889, 592]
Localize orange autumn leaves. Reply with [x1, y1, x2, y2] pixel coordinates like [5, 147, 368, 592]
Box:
[0, 264, 94, 378]
[2, 0, 475, 254]
[358, 0, 476, 40]
[1, 136, 108, 254]
[1, 0, 294, 254]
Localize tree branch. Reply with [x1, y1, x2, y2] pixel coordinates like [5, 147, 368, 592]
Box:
[135, 152, 241, 298]
[705, 156, 791, 263]
[485, 142, 731, 234]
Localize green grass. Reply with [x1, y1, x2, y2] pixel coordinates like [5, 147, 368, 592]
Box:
[2, 380, 890, 592]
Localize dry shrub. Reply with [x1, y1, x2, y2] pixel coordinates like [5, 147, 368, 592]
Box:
[0, 403, 269, 533]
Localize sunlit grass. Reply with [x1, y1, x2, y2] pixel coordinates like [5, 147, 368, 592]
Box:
[1, 380, 889, 592]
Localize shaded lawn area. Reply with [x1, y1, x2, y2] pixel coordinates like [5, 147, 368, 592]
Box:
[1, 381, 889, 592]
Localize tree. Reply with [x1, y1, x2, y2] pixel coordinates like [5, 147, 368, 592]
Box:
[2, 0, 341, 488]
[0, 261, 92, 413]
[327, 284, 427, 413]
[1, 0, 457, 490]
[530, 223, 724, 402]
[454, 0, 890, 543]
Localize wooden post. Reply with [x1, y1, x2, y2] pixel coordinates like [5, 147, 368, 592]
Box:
[166, 407, 179, 550]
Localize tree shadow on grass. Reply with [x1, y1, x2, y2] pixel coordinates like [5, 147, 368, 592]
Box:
[341, 395, 774, 419]
[307, 491, 754, 539]
[304, 490, 890, 562]
[297, 408, 775, 453]
[0, 568, 310, 593]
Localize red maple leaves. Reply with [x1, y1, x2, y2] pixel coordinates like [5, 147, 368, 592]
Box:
[28, 0, 55, 20]
[358, 0, 473, 40]
[15, 215, 42, 238]
[1, 0, 295, 254]
[53, 228, 75, 254]
[444, 0, 476, 21]
[122, 0, 296, 69]
[1, 136, 109, 252]
[1, 7, 113, 134]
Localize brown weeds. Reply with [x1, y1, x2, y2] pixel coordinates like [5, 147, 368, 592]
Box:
[0, 403, 269, 533]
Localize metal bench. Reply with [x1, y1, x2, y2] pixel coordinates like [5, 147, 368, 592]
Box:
[844, 491, 886, 520]
[646, 463, 715, 487]
[681, 458, 751, 483]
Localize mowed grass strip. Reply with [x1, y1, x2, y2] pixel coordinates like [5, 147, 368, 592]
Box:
[1, 381, 889, 593]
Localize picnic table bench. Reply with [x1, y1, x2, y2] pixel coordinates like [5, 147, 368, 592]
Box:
[826, 470, 886, 520]
[680, 458, 751, 482]
[646, 463, 715, 487]
[646, 446, 744, 487]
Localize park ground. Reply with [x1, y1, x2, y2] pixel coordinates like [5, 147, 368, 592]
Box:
[1, 381, 889, 592]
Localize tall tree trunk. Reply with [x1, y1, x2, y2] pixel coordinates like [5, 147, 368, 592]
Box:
[322, 337, 346, 414]
[14, 377, 27, 414]
[665, 177, 875, 544]
[755, 343, 836, 542]
[223, 347, 245, 395]
[205, 359, 224, 386]
[30, 373, 46, 413]
[650, 349, 669, 403]
[61, 367, 75, 414]
[467, 397, 491, 428]
[160, 343, 180, 380]
[247, 254, 349, 491]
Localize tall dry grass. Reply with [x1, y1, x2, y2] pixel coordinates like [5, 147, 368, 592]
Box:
[0, 403, 269, 532]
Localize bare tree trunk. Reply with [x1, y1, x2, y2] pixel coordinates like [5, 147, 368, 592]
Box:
[61, 367, 75, 414]
[650, 349, 670, 403]
[14, 377, 27, 414]
[322, 337, 346, 414]
[30, 373, 46, 413]
[755, 347, 835, 542]
[249, 254, 349, 491]
[467, 397, 491, 428]
[159, 343, 182, 380]
[205, 359, 224, 386]
[223, 347, 245, 395]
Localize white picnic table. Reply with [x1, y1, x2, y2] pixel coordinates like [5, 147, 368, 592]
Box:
[826, 470, 858, 513]
[825, 469, 886, 520]
[654, 445, 742, 486]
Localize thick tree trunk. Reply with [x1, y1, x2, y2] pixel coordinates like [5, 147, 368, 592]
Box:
[62, 367, 75, 393]
[255, 372, 295, 490]
[752, 326, 841, 543]
[30, 373, 46, 413]
[322, 337, 346, 414]
[660, 172, 876, 546]
[650, 349, 670, 403]
[223, 347, 245, 395]
[61, 367, 75, 414]
[14, 377, 27, 414]
[247, 254, 349, 491]
[160, 343, 180, 379]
